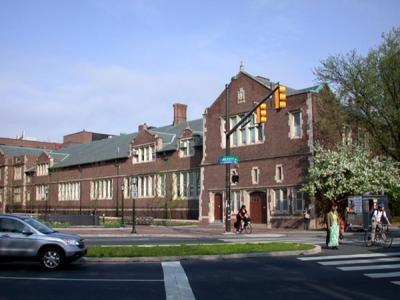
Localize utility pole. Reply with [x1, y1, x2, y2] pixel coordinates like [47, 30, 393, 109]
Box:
[223, 84, 284, 232]
[225, 84, 232, 233]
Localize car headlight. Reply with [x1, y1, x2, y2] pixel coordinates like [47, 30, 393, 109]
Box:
[63, 239, 80, 246]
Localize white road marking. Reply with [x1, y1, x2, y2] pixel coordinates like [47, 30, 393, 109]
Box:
[365, 272, 400, 279]
[298, 252, 400, 261]
[0, 276, 162, 282]
[319, 257, 400, 266]
[162, 261, 196, 300]
[391, 281, 400, 286]
[338, 264, 400, 271]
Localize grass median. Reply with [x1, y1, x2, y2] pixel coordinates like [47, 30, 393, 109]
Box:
[87, 243, 314, 258]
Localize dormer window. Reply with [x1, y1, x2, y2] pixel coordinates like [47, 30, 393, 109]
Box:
[179, 138, 195, 157]
[237, 87, 245, 104]
[37, 163, 49, 176]
[132, 144, 156, 163]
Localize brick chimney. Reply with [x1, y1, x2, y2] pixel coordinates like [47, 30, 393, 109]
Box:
[138, 123, 147, 132]
[173, 103, 187, 126]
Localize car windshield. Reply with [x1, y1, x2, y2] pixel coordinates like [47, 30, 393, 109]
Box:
[23, 218, 54, 234]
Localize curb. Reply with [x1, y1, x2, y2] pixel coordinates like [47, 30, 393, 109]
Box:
[81, 244, 321, 263]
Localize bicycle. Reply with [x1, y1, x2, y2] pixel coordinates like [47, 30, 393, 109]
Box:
[235, 218, 252, 234]
[364, 224, 393, 248]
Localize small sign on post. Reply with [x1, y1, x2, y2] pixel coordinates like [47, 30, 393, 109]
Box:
[218, 155, 239, 165]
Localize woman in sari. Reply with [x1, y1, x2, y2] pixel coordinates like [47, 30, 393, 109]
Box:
[326, 203, 340, 249]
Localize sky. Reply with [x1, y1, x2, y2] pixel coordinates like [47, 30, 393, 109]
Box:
[1, 0, 399, 142]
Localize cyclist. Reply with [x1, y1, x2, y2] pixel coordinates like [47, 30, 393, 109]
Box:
[370, 203, 391, 243]
[236, 205, 248, 233]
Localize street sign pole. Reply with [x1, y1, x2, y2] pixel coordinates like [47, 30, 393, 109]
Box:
[131, 178, 137, 234]
[223, 84, 280, 233]
[225, 84, 231, 233]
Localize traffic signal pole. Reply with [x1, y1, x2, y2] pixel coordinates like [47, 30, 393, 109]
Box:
[224, 84, 280, 233]
[225, 84, 232, 233]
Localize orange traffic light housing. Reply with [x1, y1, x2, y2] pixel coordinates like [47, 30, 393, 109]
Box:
[274, 85, 287, 109]
[256, 103, 268, 124]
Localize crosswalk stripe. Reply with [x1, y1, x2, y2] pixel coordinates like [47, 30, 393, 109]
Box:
[298, 252, 400, 261]
[365, 272, 400, 279]
[319, 257, 400, 266]
[338, 264, 400, 271]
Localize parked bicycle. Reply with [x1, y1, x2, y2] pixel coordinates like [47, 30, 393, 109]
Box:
[364, 224, 393, 248]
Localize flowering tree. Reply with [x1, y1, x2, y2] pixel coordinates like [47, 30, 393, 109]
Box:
[301, 144, 400, 214]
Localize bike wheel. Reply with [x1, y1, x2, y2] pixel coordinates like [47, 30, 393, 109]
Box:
[382, 231, 393, 248]
[364, 230, 373, 247]
[244, 222, 252, 234]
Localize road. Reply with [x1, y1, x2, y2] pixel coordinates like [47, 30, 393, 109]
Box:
[1, 232, 399, 300]
[1, 244, 399, 300]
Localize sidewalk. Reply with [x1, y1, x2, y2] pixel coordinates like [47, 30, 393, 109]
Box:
[56, 223, 331, 238]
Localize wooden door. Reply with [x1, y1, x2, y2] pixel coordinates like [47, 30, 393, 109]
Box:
[214, 193, 223, 221]
[250, 192, 267, 224]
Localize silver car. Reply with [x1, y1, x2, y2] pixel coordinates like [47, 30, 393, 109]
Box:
[0, 214, 87, 270]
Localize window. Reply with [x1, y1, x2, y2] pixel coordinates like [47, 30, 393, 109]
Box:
[251, 167, 260, 184]
[342, 125, 352, 145]
[273, 189, 288, 213]
[230, 191, 242, 213]
[90, 179, 113, 200]
[123, 177, 131, 199]
[295, 190, 304, 212]
[230, 169, 238, 185]
[36, 185, 48, 201]
[0, 218, 25, 233]
[222, 113, 265, 148]
[237, 87, 245, 104]
[132, 144, 156, 163]
[289, 111, 302, 139]
[179, 138, 195, 157]
[137, 175, 156, 198]
[14, 167, 22, 180]
[174, 170, 200, 199]
[58, 182, 80, 201]
[275, 165, 283, 183]
[157, 174, 166, 197]
[13, 187, 21, 202]
[37, 163, 49, 176]
[0, 188, 3, 202]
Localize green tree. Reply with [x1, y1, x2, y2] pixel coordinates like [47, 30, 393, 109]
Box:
[301, 144, 400, 214]
[315, 27, 400, 160]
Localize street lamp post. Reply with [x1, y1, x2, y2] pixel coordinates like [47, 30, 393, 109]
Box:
[121, 184, 125, 227]
[131, 177, 137, 234]
[45, 186, 49, 222]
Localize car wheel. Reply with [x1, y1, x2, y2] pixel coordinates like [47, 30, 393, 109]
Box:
[40, 247, 65, 270]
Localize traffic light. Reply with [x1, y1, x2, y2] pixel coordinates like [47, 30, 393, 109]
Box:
[274, 85, 287, 109]
[256, 103, 268, 124]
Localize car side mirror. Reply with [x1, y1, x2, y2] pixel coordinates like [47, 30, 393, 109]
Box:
[22, 227, 33, 236]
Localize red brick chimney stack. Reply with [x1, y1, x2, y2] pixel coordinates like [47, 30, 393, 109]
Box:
[173, 103, 187, 126]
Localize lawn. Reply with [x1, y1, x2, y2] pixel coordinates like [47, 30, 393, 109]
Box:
[87, 243, 314, 258]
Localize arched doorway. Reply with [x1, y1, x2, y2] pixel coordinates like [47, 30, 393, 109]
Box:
[214, 193, 223, 221]
[250, 191, 267, 224]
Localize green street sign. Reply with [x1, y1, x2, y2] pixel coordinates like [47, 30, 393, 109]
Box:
[218, 155, 239, 165]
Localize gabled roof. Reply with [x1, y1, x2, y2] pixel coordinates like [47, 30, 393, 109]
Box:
[0, 145, 48, 158]
[49, 118, 203, 169]
[240, 70, 324, 96]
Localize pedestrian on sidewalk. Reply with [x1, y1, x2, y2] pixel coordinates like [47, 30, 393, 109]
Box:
[326, 203, 340, 249]
[303, 206, 311, 230]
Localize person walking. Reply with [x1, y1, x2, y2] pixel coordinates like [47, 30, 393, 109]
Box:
[326, 203, 340, 249]
[303, 206, 311, 230]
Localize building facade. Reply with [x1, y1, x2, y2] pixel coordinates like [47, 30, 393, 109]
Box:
[1, 67, 329, 228]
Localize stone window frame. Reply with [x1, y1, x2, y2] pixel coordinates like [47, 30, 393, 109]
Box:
[272, 188, 289, 214]
[237, 87, 246, 104]
[131, 143, 156, 164]
[288, 110, 303, 140]
[179, 138, 195, 158]
[251, 167, 260, 185]
[275, 164, 284, 183]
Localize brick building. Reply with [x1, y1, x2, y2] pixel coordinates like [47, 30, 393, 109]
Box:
[1, 66, 330, 228]
[200, 69, 324, 229]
